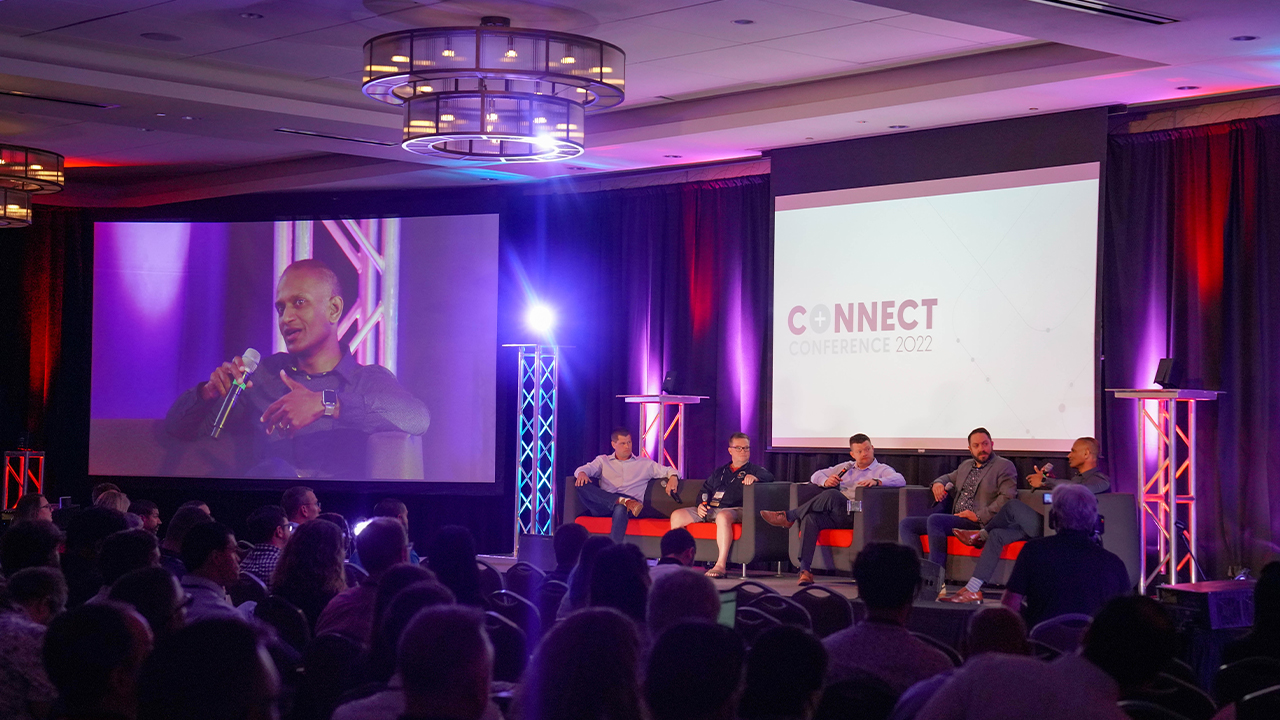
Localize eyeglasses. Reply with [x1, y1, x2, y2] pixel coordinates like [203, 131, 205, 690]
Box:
[729, 445, 750, 451]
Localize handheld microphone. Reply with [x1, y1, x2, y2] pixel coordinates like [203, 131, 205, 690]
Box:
[1041, 462, 1055, 476]
[211, 348, 261, 439]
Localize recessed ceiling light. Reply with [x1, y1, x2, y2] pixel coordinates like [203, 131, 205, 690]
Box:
[889, 125, 909, 129]
[141, 32, 183, 42]
[1029, 107, 1039, 111]
[567, 166, 587, 170]
[181, 116, 196, 120]
[855, 120, 866, 124]
[732, 19, 755, 25]
[1231, 35, 1258, 41]
[155, 112, 166, 117]
[664, 154, 682, 158]
[804, 137, 814, 140]
[240, 12, 265, 20]
[1176, 85, 1200, 90]
[139, 128, 153, 132]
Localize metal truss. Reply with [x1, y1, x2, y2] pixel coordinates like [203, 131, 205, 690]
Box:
[512, 345, 559, 536]
[273, 219, 401, 374]
[3, 450, 43, 510]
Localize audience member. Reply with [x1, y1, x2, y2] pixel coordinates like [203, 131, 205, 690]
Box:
[182, 499, 213, 519]
[95, 490, 132, 514]
[320, 511, 355, 559]
[317, 517, 409, 641]
[548, 522, 590, 584]
[516, 607, 644, 720]
[1222, 561, 1280, 664]
[426, 525, 485, 607]
[43, 601, 153, 720]
[889, 607, 1029, 720]
[645, 621, 745, 720]
[369, 497, 422, 564]
[128, 499, 162, 534]
[90, 483, 122, 504]
[1, 519, 63, 576]
[650, 527, 697, 584]
[647, 568, 720, 643]
[590, 542, 651, 626]
[0, 568, 65, 720]
[136, 618, 279, 720]
[824, 543, 952, 696]
[914, 595, 1174, 720]
[355, 579, 457, 692]
[109, 567, 188, 643]
[158, 504, 212, 578]
[1001, 483, 1131, 627]
[560, 535, 613, 618]
[368, 564, 437, 653]
[272, 517, 346, 630]
[94, 529, 161, 601]
[13, 494, 53, 524]
[739, 625, 827, 720]
[62, 507, 130, 607]
[282, 485, 321, 524]
[179, 521, 242, 621]
[240, 505, 292, 583]
[398, 606, 492, 720]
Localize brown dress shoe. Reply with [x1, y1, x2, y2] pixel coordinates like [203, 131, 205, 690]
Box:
[798, 570, 815, 586]
[759, 510, 794, 529]
[618, 497, 644, 517]
[940, 588, 984, 604]
[952, 529, 986, 548]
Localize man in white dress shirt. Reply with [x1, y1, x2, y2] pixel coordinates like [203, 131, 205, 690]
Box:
[761, 434, 905, 585]
[574, 428, 680, 543]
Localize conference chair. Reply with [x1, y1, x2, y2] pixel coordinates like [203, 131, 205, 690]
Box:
[729, 579, 778, 609]
[910, 631, 962, 667]
[1029, 612, 1092, 655]
[504, 561, 546, 601]
[790, 585, 855, 638]
[295, 633, 364, 720]
[484, 611, 529, 683]
[747, 593, 813, 631]
[1117, 700, 1193, 720]
[1124, 674, 1217, 720]
[342, 561, 369, 588]
[489, 589, 542, 646]
[789, 484, 901, 573]
[535, 580, 569, 627]
[255, 594, 312, 652]
[229, 571, 268, 607]
[476, 558, 504, 597]
[1238, 684, 1280, 720]
[735, 606, 782, 646]
[1028, 638, 1062, 660]
[1214, 657, 1280, 707]
[813, 671, 898, 720]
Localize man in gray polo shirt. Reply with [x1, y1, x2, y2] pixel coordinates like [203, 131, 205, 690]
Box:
[898, 427, 1017, 592]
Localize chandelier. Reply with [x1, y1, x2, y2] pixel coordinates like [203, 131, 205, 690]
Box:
[0, 144, 65, 227]
[363, 16, 625, 163]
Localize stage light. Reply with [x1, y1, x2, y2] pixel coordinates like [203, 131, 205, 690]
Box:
[527, 304, 555, 334]
[352, 518, 372, 536]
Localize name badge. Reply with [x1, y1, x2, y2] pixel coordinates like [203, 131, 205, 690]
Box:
[710, 490, 726, 507]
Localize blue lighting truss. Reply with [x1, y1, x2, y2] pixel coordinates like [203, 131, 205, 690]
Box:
[514, 344, 559, 536]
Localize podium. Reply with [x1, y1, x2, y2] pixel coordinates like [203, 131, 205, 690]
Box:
[1109, 389, 1221, 591]
[617, 394, 707, 477]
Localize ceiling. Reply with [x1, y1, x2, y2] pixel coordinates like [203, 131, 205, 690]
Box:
[0, 0, 1276, 206]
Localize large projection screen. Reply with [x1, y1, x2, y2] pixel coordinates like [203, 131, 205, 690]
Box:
[89, 214, 498, 482]
[772, 163, 1099, 452]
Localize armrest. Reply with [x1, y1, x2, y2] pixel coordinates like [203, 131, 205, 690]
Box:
[899, 486, 935, 523]
[738, 482, 792, 564]
[649, 478, 702, 516]
[853, 486, 903, 545]
[563, 477, 582, 521]
[792, 482, 824, 508]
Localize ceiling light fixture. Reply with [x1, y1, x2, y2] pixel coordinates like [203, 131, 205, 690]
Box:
[240, 12, 264, 20]
[363, 16, 625, 163]
[1176, 85, 1200, 90]
[0, 143, 65, 228]
[1230, 35, 1258, 41]
[733, 19, 755, 25]
[889, 125, 909, 129]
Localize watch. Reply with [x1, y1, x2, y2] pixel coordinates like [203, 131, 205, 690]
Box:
[322, 389, 337, 417]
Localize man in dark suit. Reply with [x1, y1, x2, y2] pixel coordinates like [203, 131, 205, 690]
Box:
[898, 427, 1017, 596]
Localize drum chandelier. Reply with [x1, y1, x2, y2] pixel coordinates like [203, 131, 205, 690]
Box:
[0, 144, 64, 227]
[363, 16, 625, 163]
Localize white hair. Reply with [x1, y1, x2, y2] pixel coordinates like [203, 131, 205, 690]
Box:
[1052, 483, 1098, 533]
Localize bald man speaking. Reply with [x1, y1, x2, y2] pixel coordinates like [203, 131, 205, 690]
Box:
[166, 259, 429, 479]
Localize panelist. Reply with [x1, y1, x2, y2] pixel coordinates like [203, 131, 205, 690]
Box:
[943, 437, 1110, 603]
[165, 259, 429, 479]
[670, 433, 774, 578]
[898, 428, 1016, 591]
[761, 434, 904, 586]
[574, 428, 680, 544]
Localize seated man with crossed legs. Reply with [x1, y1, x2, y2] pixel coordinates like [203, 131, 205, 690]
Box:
[574, 428, 680, 544]
[762, 434, 904, 586]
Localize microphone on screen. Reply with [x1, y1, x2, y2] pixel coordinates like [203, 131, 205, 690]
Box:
[211, 348, 261, 439]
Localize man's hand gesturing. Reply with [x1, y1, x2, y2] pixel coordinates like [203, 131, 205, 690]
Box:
[200, 356, 253, 401]
[260, 371, 325, 437]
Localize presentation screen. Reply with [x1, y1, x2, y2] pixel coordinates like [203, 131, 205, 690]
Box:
[89, 214, 499, 482]
[772, 163, 1099, 452]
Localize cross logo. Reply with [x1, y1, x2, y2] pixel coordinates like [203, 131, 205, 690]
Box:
[809, 304, 831, 334]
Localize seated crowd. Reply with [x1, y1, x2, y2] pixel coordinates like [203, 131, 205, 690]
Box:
[0, 480, 1275, 720]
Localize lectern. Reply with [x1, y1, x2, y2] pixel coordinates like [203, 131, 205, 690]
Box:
[1109, 388, 1221, 592]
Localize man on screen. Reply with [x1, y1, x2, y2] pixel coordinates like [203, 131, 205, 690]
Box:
[761, 434, 904, 586]
[574, 428, 680, 544]
[165, 259, 429, 479]
[898, 427, 1017, 595]
[942, 436, 1110, 604]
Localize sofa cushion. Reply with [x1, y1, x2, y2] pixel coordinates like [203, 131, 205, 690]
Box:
[574, 516, 742, 540]
[920, 535, 1025, 560]
[816, 529, 854, 547]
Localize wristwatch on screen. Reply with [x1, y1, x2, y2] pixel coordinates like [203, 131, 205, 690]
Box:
[322, 389, 337, 417]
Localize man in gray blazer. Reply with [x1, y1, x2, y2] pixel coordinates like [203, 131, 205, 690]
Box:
[898, 428, 1017, 593]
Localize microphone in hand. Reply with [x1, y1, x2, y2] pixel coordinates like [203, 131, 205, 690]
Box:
[211, 348, 261, 439]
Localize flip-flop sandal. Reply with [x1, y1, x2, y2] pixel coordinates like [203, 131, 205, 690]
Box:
[704, 568, 727, 578]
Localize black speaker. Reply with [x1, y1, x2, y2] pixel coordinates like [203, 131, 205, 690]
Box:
[917, 558, 945, 601]
[1154, 358, 1181, 389]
